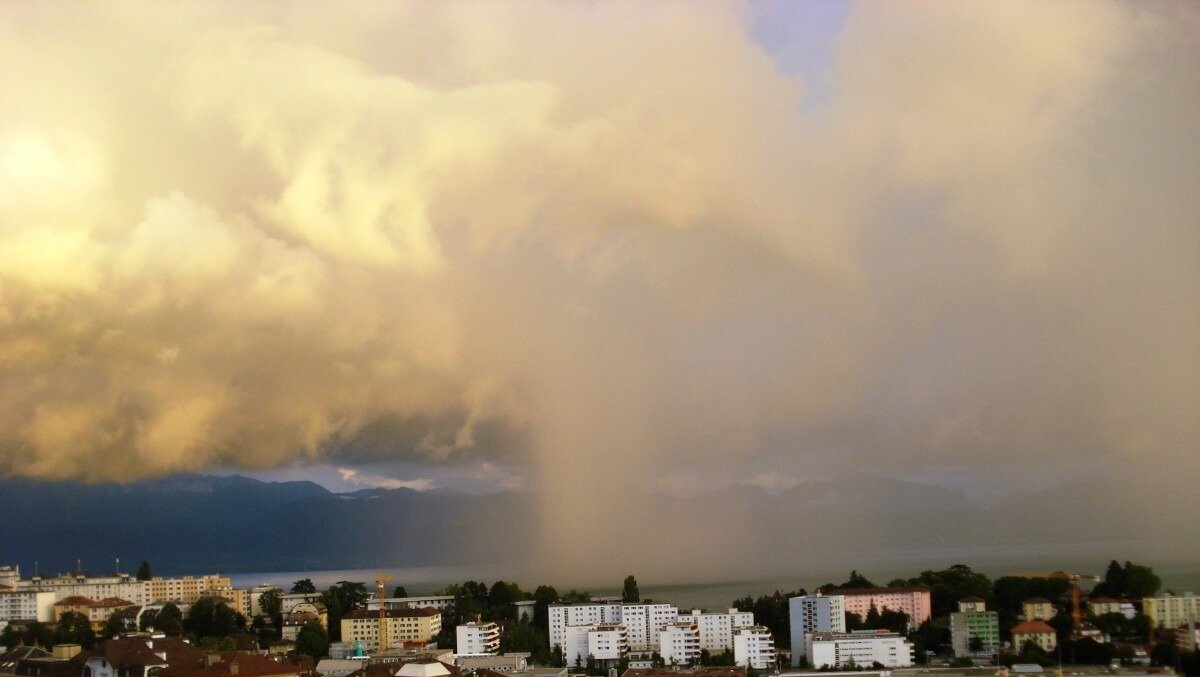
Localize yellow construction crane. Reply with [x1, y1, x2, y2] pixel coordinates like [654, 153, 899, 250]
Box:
[376, 572, 393, 653]
[1020, 570, 1100, 634]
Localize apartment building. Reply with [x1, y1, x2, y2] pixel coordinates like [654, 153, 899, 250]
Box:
[457, 622, 501, 656]
[950, 599, 999, 658]
[1011, 621, 1057, 653]
[732, 626, 776, 669]
[839, 587, 931, 628]
[1021, 598, 1055, 622]
[0, 586, 56, 623]
[548, 601, 623, 650]
[1142, 593, 1200, 630]
[805, 630, 914, 669]
[367, 596, 455, 613]
[619, 604, 680, 650]
[788, 594, 845, 664]
[678, 609, 753, 653]
[340, 607, 441, 652]
[660, 621, 701, 666]
[562, 623, 628, 666]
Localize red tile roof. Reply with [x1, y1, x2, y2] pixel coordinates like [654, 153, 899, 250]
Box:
[1011, 621, 1056, 635]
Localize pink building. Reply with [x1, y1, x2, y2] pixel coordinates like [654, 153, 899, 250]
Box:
[837, 587, 931, 627]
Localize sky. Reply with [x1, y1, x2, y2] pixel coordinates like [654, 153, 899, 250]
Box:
[1, 2, 1198, 572]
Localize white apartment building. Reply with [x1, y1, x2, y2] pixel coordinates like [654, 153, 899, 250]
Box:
[548, 601, 623, 651]
[679, 609, 753, 653]
[733, 625, 776, 669]
[457, 622, 501, 656]
[1142, 594, 1200, 630]
[368, 596, 455, 612]
[562, 623, 628, 666]
[0, 587, 56, 622]
[620, 603, 679, 649]
[659, 621, 701, 666]
[805, 631, 914, 669]
[789, 594, 845, 664]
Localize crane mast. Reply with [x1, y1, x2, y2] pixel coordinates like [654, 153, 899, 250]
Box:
[376, 573, 393, 653]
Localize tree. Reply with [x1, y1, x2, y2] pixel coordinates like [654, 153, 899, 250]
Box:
[1151, 642, 1178, 667]
[532, 585, 559, 630]
[292, 579, 317, 594]
[103, 612, 129, 638]
[55, 611, 96, 649]
[296, 621, 329, 658]
[969, 636, 984, 653]
[259, 588, 282, 619]
[392, 586, 408, 599]
[1121, 562, 1161, 599]
[136, 560, 152, 581]
[185, 597, 241, 639]
[623, 575, 640, 603]
[157, 603, 184, 636]
[320, 581, 369, 642]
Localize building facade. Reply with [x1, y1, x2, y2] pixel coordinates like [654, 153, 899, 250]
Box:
[839, 587, 931, 628]
[341, 608, 442, 652]
[659, 621, 701, 666]
[548, 602, 678, 653]
[788, 595, 845, 664]
[805, 631, 914, 669]
[732, 626, 775, 670]
[456, 622, 500, 655]
[678, 609, 753, 653]
[950, 609, 1000, 657]
[1021, 599, 1055, 622]
[562, 623, 628, 666]
[1142, 594, 1200, 630]
[1011, 621, 1057, 653]
[0, 587, 56, 623]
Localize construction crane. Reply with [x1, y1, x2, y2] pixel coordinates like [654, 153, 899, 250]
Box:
[376, 572, 393, 654]
[1020, 570, 1100, 635]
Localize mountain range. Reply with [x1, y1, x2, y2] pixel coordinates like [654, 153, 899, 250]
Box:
[0, 472, 1194, 583]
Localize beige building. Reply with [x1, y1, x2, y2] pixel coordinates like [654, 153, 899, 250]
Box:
[1021, 598, 1055, 622]
[341, 607, 442, 652]
[1011, 621, 1057, 653]
[1142, 594, 1200, 630]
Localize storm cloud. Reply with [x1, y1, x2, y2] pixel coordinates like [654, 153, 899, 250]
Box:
[0, 2, 1196, 572]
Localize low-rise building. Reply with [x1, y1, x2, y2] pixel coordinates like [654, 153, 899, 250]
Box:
[282, 602, 328, 642]
[1011, 621, 1057, 653]
[804, 630, 914, 669]
[456, 622, 500, 656]
[341, 608, 442, 652]
[366, 597, 455, 613]
[454, 654, 528, 672]
[732, 626, 775, 669]
[659, 621, 700, 667]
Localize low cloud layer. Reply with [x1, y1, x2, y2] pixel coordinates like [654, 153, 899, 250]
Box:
[1, 2, 1197, 568]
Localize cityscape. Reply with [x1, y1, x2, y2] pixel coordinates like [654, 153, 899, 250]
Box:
[0, 4, 1196, 677]
[1, 561, 1199, 677]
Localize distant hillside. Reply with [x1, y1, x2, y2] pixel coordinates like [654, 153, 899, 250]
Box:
[0, 472, 1194, 581]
